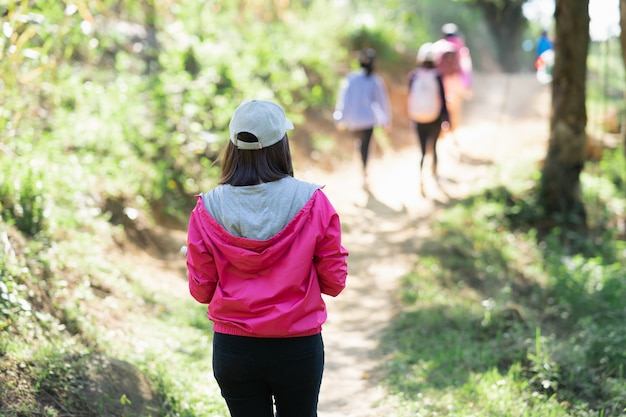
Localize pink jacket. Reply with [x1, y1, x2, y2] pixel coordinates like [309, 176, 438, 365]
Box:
[187, 189, 348, 338]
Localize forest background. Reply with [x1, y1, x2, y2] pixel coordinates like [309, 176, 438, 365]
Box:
[1, 0, 625, 416]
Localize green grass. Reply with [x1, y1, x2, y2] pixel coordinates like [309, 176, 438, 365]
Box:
[105, 300, 227, 416]
[379, 145, 626, 417]
[0, 218, 228, 416]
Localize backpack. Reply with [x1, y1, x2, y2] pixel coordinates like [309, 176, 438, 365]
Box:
[408, 68, 441, 123]
[434, 39, 461, 77]
[437, 49, 460, 77]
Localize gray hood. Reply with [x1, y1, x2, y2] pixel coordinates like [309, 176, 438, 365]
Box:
[202, 176, 321, 241]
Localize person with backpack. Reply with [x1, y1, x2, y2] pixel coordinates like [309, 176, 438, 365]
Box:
[407, 42, 450, 196]
[186, 99, 349, 417]
[432, 23, 472, 133]
[333, 48, 392, 188]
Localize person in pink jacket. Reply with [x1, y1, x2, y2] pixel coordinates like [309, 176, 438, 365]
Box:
[433, 23, 473, 133]
[186, 98, 348, 417]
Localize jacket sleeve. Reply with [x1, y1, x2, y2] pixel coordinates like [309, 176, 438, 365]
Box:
[333, 77, 349, 122]
[186, 207, 218, 304]
[313, 192, 348, 297]
[374, 75, 392, 127]
[407, 70, 415, 91]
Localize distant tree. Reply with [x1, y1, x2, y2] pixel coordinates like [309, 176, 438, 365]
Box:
[539, 0, 590, 226]
[471, 0, 527, 72]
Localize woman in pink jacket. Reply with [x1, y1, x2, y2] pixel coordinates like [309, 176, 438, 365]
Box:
[186, 99, 348, 417]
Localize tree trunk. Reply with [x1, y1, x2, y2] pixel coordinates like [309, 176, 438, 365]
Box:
[475, 0, 527, 72]
[539, 0, 590, 226]
[621, 0, 626, 154]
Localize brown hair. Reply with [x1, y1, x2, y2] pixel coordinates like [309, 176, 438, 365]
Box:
[359, 48, 376, 76]
[219, 132, 294, 186]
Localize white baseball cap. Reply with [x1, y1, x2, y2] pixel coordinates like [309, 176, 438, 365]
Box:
[417, 42, 435, 63]
[228, 99, 294, 150]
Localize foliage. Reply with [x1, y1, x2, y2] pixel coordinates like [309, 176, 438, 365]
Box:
[0, 165, 48, 237]
[382, 145, 626, 416]
[587, 38, 626, 136]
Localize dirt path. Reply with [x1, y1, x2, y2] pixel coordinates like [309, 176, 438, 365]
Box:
[296, 72, 551, 416]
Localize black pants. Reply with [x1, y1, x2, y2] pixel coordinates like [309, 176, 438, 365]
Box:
[414, 118, 442, 174]
[353, 127, 374, 170]
[213, 332, 324, 417]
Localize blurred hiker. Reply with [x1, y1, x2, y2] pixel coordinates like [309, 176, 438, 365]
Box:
[433, 23, 473, 132]
[186, 99, 348, 417]
[407, 42, 450, 196]
[334, 48, 392, 188]
[535, 30, 554, 84]
[535, 29, 553, 59]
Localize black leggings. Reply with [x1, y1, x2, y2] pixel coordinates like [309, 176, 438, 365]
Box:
[212, 332, 324, 417]
[414, 119, 442, 174]
[354, 127, 374, 170]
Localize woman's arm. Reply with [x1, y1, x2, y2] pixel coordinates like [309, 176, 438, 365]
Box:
[186, 210, 218, 304]
[313, 193, 348, 297]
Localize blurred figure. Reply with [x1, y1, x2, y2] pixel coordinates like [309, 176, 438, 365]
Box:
[433, 23, 473, 133]
[407, 42, 450, 196]
[535, 30, 554, 84]
[535, 29, 553, 60]
[334, 48, 392, 188]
